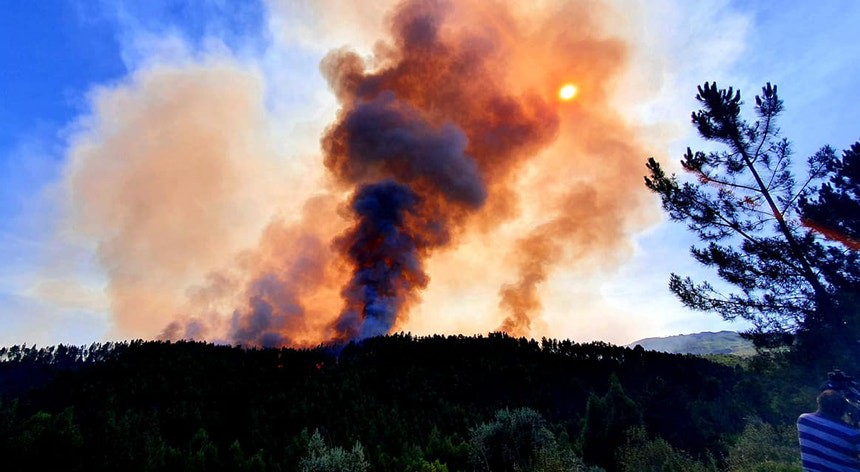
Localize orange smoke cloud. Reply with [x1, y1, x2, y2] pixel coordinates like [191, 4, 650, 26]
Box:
[317, 0, 656, 341]
[494, 85, 656, 336]
[63, 0, 664, 346]
[498, 185, 633, 337]
[319, 0, 571, 340]
[64, 59, 284, 339]
[164, 194, 349, 347]
[481, 1, 658, 337]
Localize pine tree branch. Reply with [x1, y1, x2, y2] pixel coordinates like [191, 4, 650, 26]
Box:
[728, 132, 827, 303]
[693, 169, 761, 193]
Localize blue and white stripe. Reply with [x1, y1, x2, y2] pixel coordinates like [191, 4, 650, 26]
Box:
[798, 413, 860, 471]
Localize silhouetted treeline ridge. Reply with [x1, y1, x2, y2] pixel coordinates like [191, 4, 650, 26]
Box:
[0, 333, 808, 471]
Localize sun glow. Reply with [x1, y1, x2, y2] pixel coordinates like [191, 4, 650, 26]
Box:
[558, 83, 577, 101]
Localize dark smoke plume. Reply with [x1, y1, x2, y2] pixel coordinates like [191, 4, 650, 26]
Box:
[333, 181, 427, 340]
[322, 0, 559, 341]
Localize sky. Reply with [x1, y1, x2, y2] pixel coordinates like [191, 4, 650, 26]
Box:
[0, 0, 858, 348]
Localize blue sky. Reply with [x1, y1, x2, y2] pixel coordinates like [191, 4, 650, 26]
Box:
[0, 1, 124, 346]
[0, 0, 858, 347]
[0, 2, 121, 227]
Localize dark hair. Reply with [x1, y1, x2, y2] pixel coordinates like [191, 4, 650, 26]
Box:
[818, 390, 848, 419]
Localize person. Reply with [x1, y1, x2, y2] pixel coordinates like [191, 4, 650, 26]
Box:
[797, 389, 860, 471]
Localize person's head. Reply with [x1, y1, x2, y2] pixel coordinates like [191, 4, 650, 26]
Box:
[817, 389, 848, 420]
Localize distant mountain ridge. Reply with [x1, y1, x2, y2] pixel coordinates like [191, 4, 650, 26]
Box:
[627, 330, 756, 356]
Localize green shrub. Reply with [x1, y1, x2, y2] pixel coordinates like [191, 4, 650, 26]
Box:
[617, 428, 715, 472]
[470, 407, 600, 472]
[726, 418, 801, 472]
[300, 429, 370, 472]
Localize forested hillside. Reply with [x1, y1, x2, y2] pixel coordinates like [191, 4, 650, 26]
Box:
[0, 334, 813, 471]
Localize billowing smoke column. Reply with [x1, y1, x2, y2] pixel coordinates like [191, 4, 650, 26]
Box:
[322, 0, 558, 341]
[333, 181, 426, 340]
[68, 0, 653, 347]
[323, 90, 487, 340]
[497, 188, 628, 337]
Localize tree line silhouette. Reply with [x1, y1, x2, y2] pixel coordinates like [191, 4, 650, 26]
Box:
[0, 334, 811, 471]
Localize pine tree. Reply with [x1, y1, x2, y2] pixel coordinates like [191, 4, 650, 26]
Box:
[644, 82, 859, 359]
[801, 142, 860, 249]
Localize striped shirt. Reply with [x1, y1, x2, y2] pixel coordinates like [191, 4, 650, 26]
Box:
[798, 412, 860, 471]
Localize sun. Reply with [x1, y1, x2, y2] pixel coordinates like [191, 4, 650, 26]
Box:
[558, 83, 577, 101]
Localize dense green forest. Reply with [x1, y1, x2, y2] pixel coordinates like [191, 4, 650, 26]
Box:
[0, 333, 817, 471]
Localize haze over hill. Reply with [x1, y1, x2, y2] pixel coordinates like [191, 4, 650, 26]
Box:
[627, 331, 756, 356]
